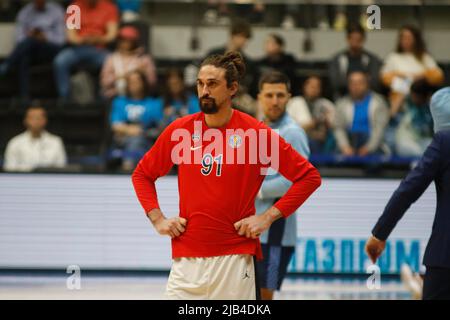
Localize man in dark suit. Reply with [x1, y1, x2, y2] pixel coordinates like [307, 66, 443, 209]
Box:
[365, 87, 450, 300]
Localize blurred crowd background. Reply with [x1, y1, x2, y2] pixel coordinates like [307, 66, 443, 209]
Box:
[0, 0, 449, 175]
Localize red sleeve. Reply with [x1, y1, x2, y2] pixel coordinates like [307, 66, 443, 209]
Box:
[265, 126, 321, 218]
[105, 1, 119, 23]
[131, 122, 177, 214]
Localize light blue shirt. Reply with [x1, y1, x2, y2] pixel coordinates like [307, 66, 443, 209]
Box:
[256, 112, 310, 247]
[16, 2, 66, 45]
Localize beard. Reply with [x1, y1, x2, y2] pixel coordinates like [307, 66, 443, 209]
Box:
[199, 96, 219, 114]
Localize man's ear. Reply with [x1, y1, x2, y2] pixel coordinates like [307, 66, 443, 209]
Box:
[230, 81, 239, 97]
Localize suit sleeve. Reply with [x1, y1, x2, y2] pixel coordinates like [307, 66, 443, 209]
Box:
[264, 126, 321, 218]
[372, 132, 442, 240]
[131, 121, 177, 214]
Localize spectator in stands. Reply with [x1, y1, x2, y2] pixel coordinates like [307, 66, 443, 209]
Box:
[233, 84, 258, 118]
[160, 68, 199, 127]
[328, 23, 381, 99]
[381, 25, 444, 119]
[334, 71, 389, 157]
[110, 70, 163, 171]
[395, 79, 434, 157]
[100, 25, 157, 99]
[0, 0, 65, 99]
[53, 0, 119, 99]
[116, 0, 142, 22]
[258, 34, 297, 94]
[3, 103, 67, 172]
[287, 75, 335, 154]
[205, 19, 257, 97]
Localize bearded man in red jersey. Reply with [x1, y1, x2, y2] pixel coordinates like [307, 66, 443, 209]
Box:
[132, 51, 321, 300]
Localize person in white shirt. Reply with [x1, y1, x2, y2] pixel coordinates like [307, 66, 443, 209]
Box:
[286, 75, 335, 154]
[381, 25, 444, 118]
[3, 105, 67, 172]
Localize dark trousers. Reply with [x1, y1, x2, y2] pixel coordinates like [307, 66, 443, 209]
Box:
[4, 37, 62, 98]
[423, 267, 450, 300]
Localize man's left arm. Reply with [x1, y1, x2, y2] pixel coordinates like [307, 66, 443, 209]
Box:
[235, 129, 321, 238]
[258, 128, 310, 199]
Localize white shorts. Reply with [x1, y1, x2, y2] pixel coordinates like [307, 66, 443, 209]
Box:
[165, 254, 257, 300]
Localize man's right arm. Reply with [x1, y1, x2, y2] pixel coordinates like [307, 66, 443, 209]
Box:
[132, 121, 187, 238]
[131, 123, 176, 214]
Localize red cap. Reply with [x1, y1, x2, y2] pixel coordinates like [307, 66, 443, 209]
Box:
[119, 26, 139, 41]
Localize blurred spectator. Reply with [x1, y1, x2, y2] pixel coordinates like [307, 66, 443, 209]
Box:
[287, 76, 336, 154]
[53, 0, 119, 99]
[258, 34, 297, 95]
[395, 80, 434, 157]
[233, 84, 257, 118]
[205, 19, 257, 97]
[0, 0, 65, 99]
[3, 104, 67, 172]
[203, 0, 231, 26]
[160, 68, 199, 127]
[100, 25, 156, 99]
[328, 23, 381, 99]
[116, 0, 142, 22]
[334, 71, 389, 157]
[110, 70, 163, 171]
[381, 25, 444, 118]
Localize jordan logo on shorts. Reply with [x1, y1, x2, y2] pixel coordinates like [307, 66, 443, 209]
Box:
[243, 270, 250, 279]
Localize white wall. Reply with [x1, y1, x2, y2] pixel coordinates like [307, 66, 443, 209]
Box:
[0, 174, 435, 274]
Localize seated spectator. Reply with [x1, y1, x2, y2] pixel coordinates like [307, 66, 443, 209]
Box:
[205, 19, 257, 97]
[54, 0, 119, 99]
[258, 34, 297, 94]
[287, 75, 335, 154]
[116, 0, 142, 22]
[3, 103, 67, 172]
[328, 23, 381, 99]
[233, 84, 257, 117]
[0, 0, 65, 99]
[334, 71, 389, 157]
[381, 25, 444, 119]
[100, 25, 157, 99]
[110, 70, 163, 171]
[395, 80, 434, 157]
[161, 68, 199, 127]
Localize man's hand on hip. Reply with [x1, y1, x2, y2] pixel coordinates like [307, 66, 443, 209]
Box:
[234, 207, 282, 239]
[147, 209, 187, 238]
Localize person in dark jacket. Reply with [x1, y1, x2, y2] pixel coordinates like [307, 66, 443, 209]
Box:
[205, 19, 257, 97]
[365, 87, 450, 300]
[258, 34, 298, 95]
[328, 23, 381, 99]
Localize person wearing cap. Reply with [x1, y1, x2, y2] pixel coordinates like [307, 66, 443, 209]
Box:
[365, 87, 450, 300]
[100, 25, 157, 99]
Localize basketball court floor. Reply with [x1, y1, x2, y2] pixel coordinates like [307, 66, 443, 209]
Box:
[0, 273, 411, 300]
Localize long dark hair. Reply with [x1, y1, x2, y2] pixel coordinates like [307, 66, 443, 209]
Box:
[396, 25, 427, 61]
[200, 51, 246, 87]
[125, 70, 151, 99]
[162, 68, 188, 109]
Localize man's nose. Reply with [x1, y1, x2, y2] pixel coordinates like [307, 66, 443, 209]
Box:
[201, 85, 210, 96]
